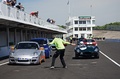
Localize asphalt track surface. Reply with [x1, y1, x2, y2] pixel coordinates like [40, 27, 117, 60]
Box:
[0, 41, 120, 79]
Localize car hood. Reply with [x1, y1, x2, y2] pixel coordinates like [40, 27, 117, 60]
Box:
[13, 49, 38, 56]
[82, 46, 98, 52]
[75, 45, 98, 51]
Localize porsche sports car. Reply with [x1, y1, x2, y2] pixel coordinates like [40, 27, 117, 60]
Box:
[74, 41, 99, 58]
[30, 38, 52, 58]
[9, 41, 45, 65]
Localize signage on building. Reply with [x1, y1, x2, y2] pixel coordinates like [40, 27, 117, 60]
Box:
[78, 16, 91, 20]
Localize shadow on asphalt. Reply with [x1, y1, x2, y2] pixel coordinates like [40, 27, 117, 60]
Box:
[7, 63, 42, 66]
[44, 66, 63, 69]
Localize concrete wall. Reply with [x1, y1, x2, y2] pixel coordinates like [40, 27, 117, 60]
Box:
[93, 30, 120, 39]
[0, 46, 10, 58]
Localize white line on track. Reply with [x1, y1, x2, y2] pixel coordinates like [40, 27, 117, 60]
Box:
[0, 62, 9, 66]
[100, 51, 120, 68]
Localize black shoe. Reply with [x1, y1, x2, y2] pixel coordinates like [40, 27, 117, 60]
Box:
[63, 66, 67, 68]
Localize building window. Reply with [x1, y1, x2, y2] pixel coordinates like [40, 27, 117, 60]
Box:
[92, 20, 95, 24]
[79, 27, 82, 31]
[79, 27, 86, 31]
[74, 20, 78, 24]
[83, 21, 86, 24]
[79, 21, 82, 24]
[79, 21, 86, 24]
[87, 27, 91, 31]
[81, 34, 85, 38]
[74, 34, 78, 38]
[87, 34, 92, 38]
[83, 27, 86, 31]
[74, 27, 78, 31]
[87, 20, 91, 24]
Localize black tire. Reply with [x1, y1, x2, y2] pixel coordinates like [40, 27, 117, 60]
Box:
[8, 62, 13, 65]
[94, 54, 99, 59]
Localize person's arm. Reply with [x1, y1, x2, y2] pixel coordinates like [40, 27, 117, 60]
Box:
[63, 41, 70, 44]
[49, 38, 55, 45]
[62, 40, 76, 46]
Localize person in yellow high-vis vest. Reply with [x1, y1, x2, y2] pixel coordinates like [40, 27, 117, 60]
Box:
[49, 35, 74, 69]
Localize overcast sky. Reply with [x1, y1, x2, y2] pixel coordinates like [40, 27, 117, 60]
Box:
[2, 0, 120, 26]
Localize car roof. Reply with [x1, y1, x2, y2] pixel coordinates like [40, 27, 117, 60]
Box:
[48, 38, 53, 39]
[18, 41, 39, 44]
[48, 38, 53, 40]
[30, 38, 48, 40]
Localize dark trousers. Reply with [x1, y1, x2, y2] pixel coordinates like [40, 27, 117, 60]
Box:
[51, 49, 66, 67]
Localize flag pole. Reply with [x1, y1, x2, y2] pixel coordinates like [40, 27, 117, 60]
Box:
[69, 0, 70, 16]
[67, 0, 71, 19]
[90, 5, 92, 16]
[90, 0, 93, 16]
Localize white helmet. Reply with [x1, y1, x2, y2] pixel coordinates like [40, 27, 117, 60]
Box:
[80, 41, 84, 44]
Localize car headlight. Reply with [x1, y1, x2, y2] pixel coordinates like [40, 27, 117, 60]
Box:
[76, 48, 80, 53]
[9, 52, 14, 57]
[94, 48, 99, 52]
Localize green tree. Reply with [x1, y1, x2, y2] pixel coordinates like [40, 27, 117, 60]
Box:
[93, 22, 120, 31]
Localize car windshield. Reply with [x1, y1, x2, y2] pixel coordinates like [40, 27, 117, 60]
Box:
[32, 40, 47, 45]
[15, 43, 38, 49]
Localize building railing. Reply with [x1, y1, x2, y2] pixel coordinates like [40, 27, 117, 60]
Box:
[0, 2, 67, 33]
